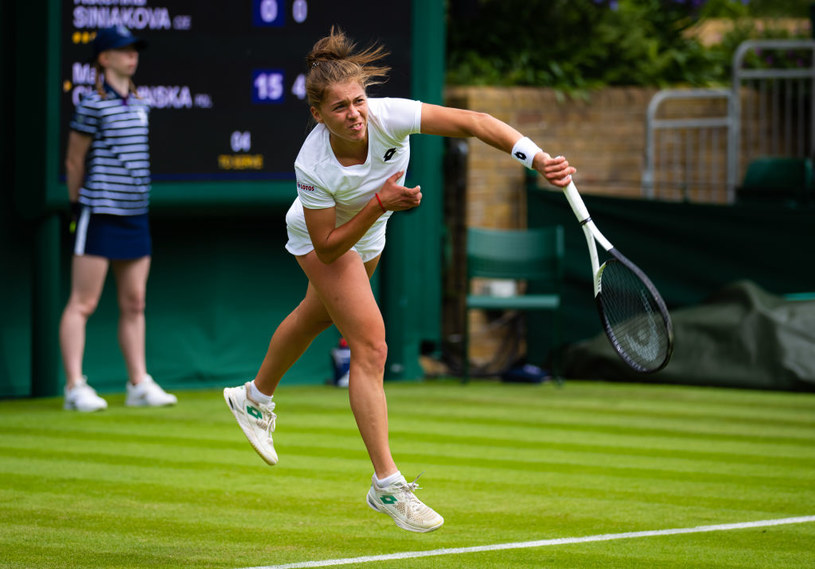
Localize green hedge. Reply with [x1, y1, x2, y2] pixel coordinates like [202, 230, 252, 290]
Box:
[446, 0, 814, 89]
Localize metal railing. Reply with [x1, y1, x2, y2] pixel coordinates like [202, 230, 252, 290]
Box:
[643, 89, 733, 202]
[643, 39, 815, 203]
[731, 39, 815, 202]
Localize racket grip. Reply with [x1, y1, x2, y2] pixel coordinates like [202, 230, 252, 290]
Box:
[562, 181, 591, 223]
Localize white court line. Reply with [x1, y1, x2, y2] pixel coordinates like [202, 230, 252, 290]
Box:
[238, 515, 815, 569]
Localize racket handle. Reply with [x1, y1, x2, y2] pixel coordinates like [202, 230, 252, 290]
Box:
[562, 181, 591, 223]
[563, 180, 614, 252]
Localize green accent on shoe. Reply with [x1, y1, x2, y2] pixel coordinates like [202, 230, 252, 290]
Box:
[246, 405, 262, 419]
[380, 495, 398, 504]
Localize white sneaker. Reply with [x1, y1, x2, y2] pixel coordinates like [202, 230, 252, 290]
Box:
[125, 375, 178, 407]
[64, 377, 108, 412]
[223, 382, 278, 465]
[366, 474, 444, 533]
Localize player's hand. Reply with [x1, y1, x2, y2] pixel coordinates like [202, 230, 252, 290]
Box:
[377, 171, 422, 211]
[536, 153, 575, 188]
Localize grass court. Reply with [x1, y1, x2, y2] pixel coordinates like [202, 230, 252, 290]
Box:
[1, 379, 814, 568]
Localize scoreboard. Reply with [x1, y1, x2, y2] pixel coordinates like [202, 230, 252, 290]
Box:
[58, 0, 412, 193]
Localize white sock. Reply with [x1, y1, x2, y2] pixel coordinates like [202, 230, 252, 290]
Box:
[375, 471, 403, 488]
[248, 380, 273, 405]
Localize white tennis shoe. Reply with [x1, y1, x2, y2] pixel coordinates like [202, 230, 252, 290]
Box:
[366, 474, 444, 533]
[223, 382, 278, 466]
[64, 377, 108, 412]
[125, 375, 178, 407]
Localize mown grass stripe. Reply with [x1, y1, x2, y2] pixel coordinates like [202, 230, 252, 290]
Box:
[240, 516, 815, 569]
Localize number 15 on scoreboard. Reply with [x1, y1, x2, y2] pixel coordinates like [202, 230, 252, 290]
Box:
[253, 70, 285, 103]
[252, 70, 308, 104]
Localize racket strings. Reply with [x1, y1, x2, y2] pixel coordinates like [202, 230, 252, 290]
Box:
[598, 260, 671, 371]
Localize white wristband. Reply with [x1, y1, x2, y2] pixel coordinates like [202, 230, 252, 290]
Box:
[511, 136, 543, 169]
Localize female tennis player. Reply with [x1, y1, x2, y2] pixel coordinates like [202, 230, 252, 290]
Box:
[224, 27, 574, 533]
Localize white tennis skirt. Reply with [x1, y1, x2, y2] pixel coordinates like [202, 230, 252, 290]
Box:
[284, 199, 387, 262]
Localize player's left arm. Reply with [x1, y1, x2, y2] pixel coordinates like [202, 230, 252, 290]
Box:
[304, 204, 380, 265]
[304, 172, 421, 265]
[419, 103, 574, 186]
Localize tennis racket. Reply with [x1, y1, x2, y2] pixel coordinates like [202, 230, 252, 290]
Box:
[562, 180, 674, 373]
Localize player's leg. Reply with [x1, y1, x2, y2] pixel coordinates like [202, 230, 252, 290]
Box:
[252, 249, 382, 395]
[60, 254, 110, 411]
[223, 261, 337, 466]
[297, 250, 397, 476]
[252, 282, 335, 396]
[224, 250, 380, 466]
[299, 250, 443, 532]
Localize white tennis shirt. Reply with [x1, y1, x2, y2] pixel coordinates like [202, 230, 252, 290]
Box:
[285, 97, 422, 261]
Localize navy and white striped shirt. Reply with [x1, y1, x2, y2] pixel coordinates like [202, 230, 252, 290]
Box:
[70, 83, 151, 215]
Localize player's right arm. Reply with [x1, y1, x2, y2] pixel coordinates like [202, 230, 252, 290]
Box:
[419, 103, 574, 187]
[65, 131, 93, 202]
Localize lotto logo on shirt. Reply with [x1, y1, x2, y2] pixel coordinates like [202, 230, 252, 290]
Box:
[297, 181, 315, 192]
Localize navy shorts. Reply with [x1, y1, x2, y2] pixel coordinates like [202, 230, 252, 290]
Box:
[73, 208, 152, 260]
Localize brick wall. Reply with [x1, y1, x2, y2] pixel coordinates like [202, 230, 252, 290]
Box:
[445, 86, 661, 230]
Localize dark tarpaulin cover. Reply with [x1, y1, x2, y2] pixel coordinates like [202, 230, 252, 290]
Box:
[561, 281, 815, 391]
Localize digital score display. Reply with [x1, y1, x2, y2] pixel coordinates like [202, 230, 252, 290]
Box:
[59, 0, 412, 184]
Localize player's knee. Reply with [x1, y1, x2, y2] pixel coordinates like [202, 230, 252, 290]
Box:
[355, 338, 388, 371]
[372, 339, 388, 368]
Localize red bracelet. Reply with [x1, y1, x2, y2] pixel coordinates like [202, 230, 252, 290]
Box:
[375, 193, 386, 212]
